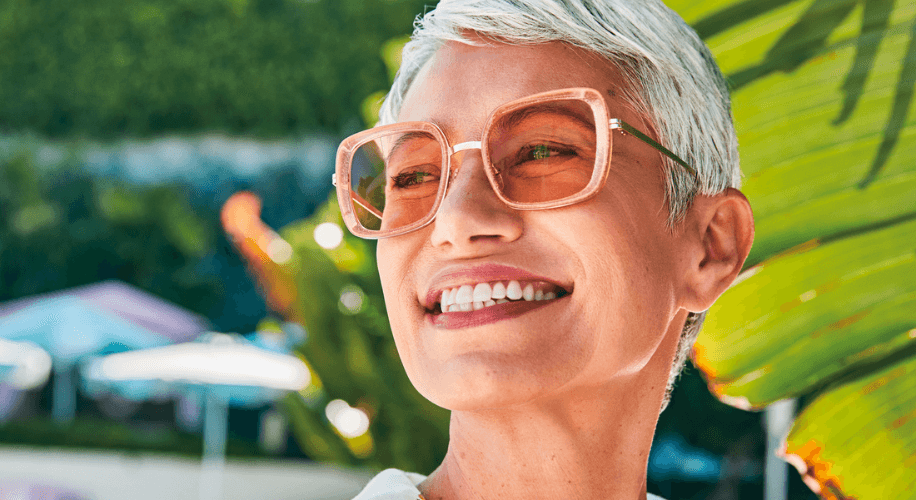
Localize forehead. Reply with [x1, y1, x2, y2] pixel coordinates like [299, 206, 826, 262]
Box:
[397, 39, 639, 141]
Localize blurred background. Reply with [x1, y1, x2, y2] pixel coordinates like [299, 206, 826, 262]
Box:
[1, 0, 914, 499]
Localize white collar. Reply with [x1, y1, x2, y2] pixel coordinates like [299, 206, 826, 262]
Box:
[352, 468, 668, 500]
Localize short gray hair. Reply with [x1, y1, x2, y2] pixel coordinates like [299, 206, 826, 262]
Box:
[378, 0, 741, 410]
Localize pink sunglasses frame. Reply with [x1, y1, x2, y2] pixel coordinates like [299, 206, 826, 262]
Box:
[333, 87, 696, 239]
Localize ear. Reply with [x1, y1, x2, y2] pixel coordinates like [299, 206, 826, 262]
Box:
[680, 188, 755, 312]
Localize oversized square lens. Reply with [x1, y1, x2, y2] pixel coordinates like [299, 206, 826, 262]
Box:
[487, 99, 598, 204]
[349, 131, 443, 232]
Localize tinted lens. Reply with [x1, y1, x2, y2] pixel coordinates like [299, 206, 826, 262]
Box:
[487, 99, 598, 203]
[349, 131, 443, 232]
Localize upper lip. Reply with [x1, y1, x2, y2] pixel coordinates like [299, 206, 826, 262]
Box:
[421, 263, 573, 310]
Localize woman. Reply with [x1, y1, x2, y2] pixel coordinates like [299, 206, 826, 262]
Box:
[334, 1, 754, 498]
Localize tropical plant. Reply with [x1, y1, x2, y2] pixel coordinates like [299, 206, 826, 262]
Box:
[668, 0, 916, 497]
[221, 192, 450, 471]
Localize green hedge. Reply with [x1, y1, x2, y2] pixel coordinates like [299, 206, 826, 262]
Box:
[0, 416, 264, 458]
[0, 0, 431, 138]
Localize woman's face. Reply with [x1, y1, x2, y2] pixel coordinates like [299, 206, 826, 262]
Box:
[377, 39, 689, 411]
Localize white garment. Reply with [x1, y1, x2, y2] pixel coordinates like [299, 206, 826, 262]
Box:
[353, 468, 667, 500]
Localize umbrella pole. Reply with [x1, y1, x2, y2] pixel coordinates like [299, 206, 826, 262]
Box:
[199, 390, 228, 500]
[51, 366, 75, 424]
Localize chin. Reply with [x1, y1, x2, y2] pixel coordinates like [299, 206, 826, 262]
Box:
[409, 352, 582, 412]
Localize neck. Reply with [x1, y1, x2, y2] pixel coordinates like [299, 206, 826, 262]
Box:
[420, 372, 666, 500]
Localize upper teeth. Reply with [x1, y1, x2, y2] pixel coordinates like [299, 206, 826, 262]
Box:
[438, 280, 559, 312]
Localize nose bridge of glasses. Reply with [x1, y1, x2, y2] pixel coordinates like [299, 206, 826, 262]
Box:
[449, 140, 482, 155]
[444, 140, 484, 183]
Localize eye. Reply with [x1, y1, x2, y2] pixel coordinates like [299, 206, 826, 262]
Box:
[515, 143, 579, 165]
[392, 170, 438, 189]
[530, 144, 552, 160]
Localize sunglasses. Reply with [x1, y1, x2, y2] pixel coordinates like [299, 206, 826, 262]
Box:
[333, 87, 696, 239]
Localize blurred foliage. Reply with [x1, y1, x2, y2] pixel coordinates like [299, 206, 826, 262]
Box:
[222, 193, 449, 472]
[0, 0, 430, 138]
[361, 35, 411, 128]
[0, 153, 225, 317]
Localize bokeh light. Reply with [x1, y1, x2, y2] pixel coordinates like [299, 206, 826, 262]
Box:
[338, 285, 365, 315]
[267, 237, 294, 264]
[325, 399, 370, 438]
[313, 222, 343, 249]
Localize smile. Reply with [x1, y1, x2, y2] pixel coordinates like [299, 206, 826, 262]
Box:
[433, 280, 569, 313]
[424, 279, 571, 330]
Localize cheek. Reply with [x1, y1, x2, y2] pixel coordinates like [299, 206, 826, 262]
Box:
[555, 204, 676, 369]
[375, 242, 397, 304]
[376, 239, 423, 361]
[376, 241, 409, 334]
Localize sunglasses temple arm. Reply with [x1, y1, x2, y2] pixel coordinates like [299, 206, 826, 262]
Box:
[348, 190, 385, 220]
[613, 120, 698, 177]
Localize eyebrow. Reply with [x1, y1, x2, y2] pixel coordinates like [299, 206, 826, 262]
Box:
[386, 131, 434, 166]
[493, 103, 596, 136]
[388, 103, 596, 161]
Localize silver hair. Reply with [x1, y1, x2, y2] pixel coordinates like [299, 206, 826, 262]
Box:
[378, 0, 741, 411]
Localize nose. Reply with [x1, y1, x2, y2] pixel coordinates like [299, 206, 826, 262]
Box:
[429, 147, 523, 250]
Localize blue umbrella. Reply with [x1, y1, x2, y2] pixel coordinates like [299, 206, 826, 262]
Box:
[0, 296, 168, 422]
[82, 332, 310, 500]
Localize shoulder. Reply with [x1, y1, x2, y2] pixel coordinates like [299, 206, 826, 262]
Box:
[352, 468, 428, 500]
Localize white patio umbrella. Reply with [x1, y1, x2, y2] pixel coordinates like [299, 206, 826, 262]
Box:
[82, 332, 310, 500]
[0, 338, 52, 421]
[0, 337, 52, 390]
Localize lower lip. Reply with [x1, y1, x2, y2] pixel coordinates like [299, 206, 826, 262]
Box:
[427, 296, 570, 330]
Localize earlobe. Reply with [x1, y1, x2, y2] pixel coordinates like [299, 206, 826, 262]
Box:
[682, 188, 755, 312]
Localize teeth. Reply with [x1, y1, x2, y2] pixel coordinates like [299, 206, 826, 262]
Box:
[436, 279, 565, 312]
[455, 285, 473, 305]
[441, 289, 456, 308]
[506, 281, 523, 300]
[472, 283, 492, 302]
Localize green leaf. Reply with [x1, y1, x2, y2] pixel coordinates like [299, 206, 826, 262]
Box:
[784, 353, 916, 497]
[697, 217, 916, 408]
[680, 0, 916, 496]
